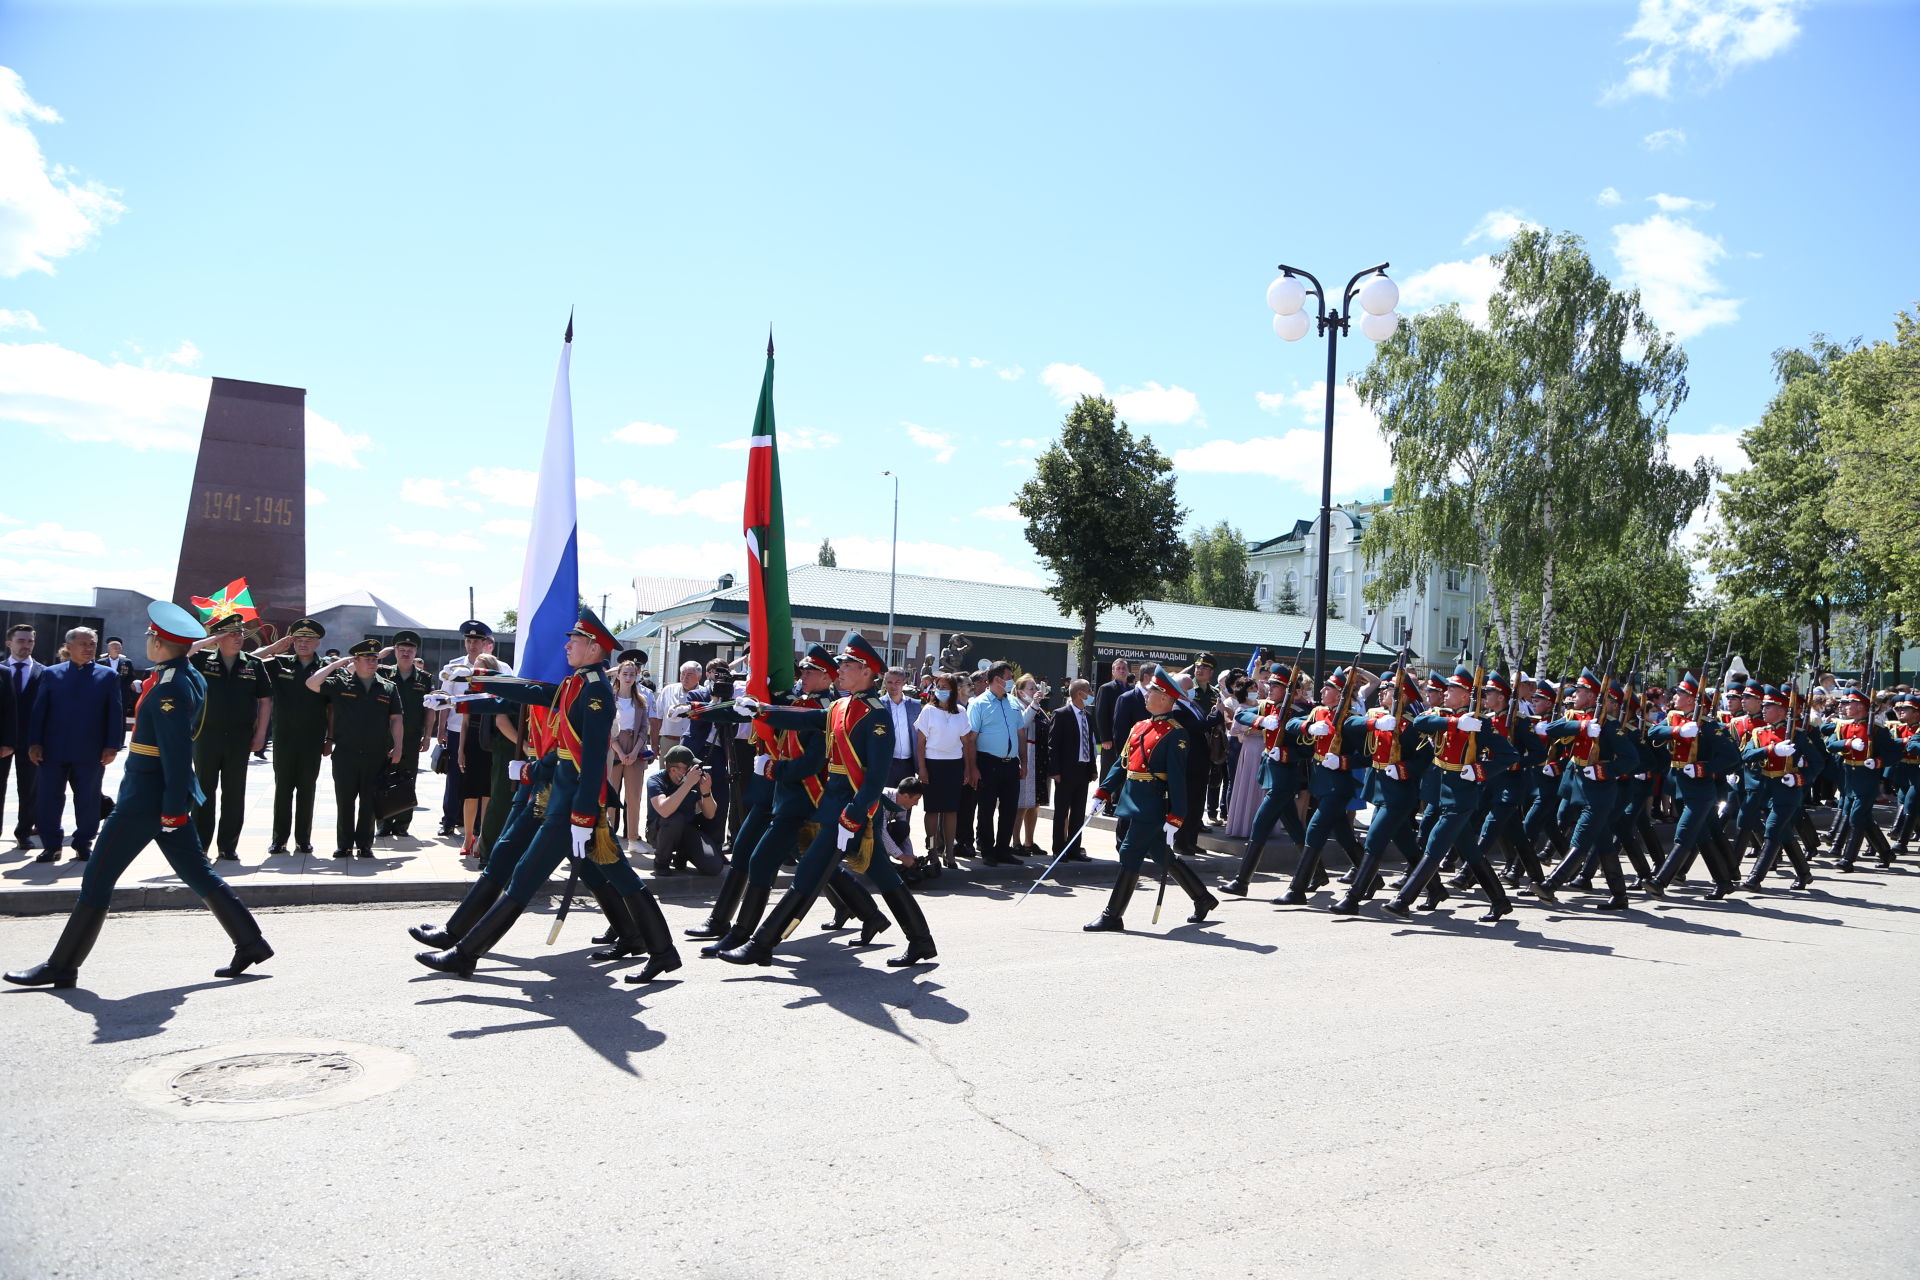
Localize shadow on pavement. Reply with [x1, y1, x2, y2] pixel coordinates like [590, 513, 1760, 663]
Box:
[7, 974, 269, 1044]
[718, 937, 969, 1040]
[413, 952, 666, 1075]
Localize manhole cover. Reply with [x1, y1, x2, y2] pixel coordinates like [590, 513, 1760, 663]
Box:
[125, 1038, 416, 1123]
[170, 1052, 364, 1103]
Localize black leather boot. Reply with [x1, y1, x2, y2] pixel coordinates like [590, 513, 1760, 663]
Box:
[587, 882, 648, 961]
[204, 883, 274, 978]
[719, 883, 809, 966]
[828, 869, 893, 945]
[622, 887, 684, 982]
[821, 878, 854, 930]
[1832, 825, 1862, 874]
[1741, 839, 1787, 892]
[1471, 860, 1513, 922]
[1330, 845, 1389, 916]
[1084, 872, 1138, 932]
[685, 866, 746, 939]
[1221, 839, 1265, 896]
[704, 880, 770, 958]
[415, 896, 524, 976]
[1862, 820, 1894, 867]
[4, 905, 108, 988]
[1274, 847, 1321, 905]
[1167, 858, 1218, 922]
[1783, 835, 1815, 890]
[881, 886, 937, 966]
[410, 876, 502, 947]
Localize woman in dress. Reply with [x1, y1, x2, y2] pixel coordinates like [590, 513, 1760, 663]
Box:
[1225, 671, 1266, 840]
[914, 671, 970, 869]
[1012, 674, 1052, 856]
[455, 654, 504, 856]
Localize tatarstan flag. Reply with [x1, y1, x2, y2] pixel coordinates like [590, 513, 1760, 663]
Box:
[742, 333, 793, 708]
[190, 577, 258, 623]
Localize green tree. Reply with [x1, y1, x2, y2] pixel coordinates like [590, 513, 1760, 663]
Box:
[1356, 228, 1706, 672]
[498, 607, 518, 631]
[816, 538, 838, 568]
[1824, 308, 1920, 628]
[1274, 576, 1301, 614]
[1016, 395, 1189, 680]
[1163, 521, 1257, 610]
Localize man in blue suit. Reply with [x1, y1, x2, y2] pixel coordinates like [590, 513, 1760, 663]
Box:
[27, 626, 125, 863]
[3, 622, 44, 849]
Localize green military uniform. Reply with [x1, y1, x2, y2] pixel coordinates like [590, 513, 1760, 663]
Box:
[263, 618, 331, 853]
[319, 639, 401, 857]
[377, 631, 435, 837]
[191, 616, 272, 860]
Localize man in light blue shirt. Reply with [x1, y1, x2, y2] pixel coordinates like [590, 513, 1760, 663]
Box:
[967, 661, 1025, 864]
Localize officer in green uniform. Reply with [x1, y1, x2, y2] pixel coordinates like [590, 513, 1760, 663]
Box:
[377, 629, 435, 837]
[188, 613, 272, 861]
[306, 639, 403, 858]
[255, 618, 331, 855]
[5, 602, 273, 990]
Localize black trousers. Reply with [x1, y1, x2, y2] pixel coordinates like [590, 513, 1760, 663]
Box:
[193, 732, 252, 854]
[974, 755, 1020, 854]
[1052, 765, 1091, 855]
[886, 756, 916, 787]
[0, 750, 37, 841]
[728, 734, 755, 842]
[332, 749, 385, 853]
[440, 728, 464, 827]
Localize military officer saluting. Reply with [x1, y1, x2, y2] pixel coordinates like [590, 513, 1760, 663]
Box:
[188, 613, 272, 861]
[6, 603, 274, 990]
[377, 629, 436, 838]
[1084, 668, 1218, 932]
[254, 617, 331, 855]
[306, 639, 403, 858]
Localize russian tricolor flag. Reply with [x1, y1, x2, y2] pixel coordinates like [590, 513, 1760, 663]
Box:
[513, 314, 580, 684]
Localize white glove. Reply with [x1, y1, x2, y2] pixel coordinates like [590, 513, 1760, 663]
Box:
[836, 822, 857, 851]
[568, 824, 592, 860]
[1533, 722, 1549, 738]
[1863, 757, 1878, 770]
[1260, 715, 1279, 731]
[735, 694, 762, 715]
[1088, 798, 1104, 817]
[1678, 722, 1700, 739]
[1582, 766, 1599, 780]
[1584, 721, 1602, 738]
[754, 753, 772, 777]
[507, 760, 526, 781]
[422, 692, 450, 710]
[1264, 747, 1282, 762]
[1308, 722, 1332, 738]
[1771, 742, 1795, 758]
[1374, 716, 1398, 733]
[1457, 715, 1482, 733]
[1162, 822, 1180, 844]
[1319, 754, 1342, 770]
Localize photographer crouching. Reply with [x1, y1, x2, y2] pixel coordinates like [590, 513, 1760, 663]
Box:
[647, 745, 724, 875]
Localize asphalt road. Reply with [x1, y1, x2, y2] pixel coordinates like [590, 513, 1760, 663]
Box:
[3, 859, 1917, 1279]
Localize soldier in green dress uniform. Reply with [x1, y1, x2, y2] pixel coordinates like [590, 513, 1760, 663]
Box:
[255, 618, 331, 855]
[306, 639, 403, 858]
[377, 629, 435, 837]
[189, 613, 272, 861]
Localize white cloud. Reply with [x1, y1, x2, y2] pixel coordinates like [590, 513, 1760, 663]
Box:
[996, 365, 1024, 382]
[1041, 362, 1105, 404]
[401, 477, 456, 508]
[616, 478, 744, 521]
[464, 466, 538, 507]
[713, 425, 839, 451]
[1113, 381, 1200, 426]
[1649, 192, 1714, 211]
[306, 408, 370, 469]
[0, 68, 124, 277]
[0, 340, 207, 450]
[1643, 128, 1688, 151]
[974, 504, 1023, 523]
[826, 535, 1045, 589]
[1596, 187, 1624, 207]
[1612, 213, 1741, 338]
[969, 357, 988, 369]
[905, 422, 956, 464]
[576, 477, 611, 501]
[1606, 0, 1804, 102]
[483, 517, 531, 537]
[610, 420, 677, 446]
[0, 512, 19, 525]
[1669, 427, 1749, 475]
[1398, 254, 1500, 327]
[0, 308, 42, 331]
[0, 520, 107, 557]
[157, 339, 201, 370]
[922, 354, 960, 368]
[388, 527, 485, 552]
[305, 485, 327, 506]
[1465, 208, 1539, 244]
[1198, 384, 1388, 498]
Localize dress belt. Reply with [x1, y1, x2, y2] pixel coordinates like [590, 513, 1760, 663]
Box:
[1126, 769, 1166, 781]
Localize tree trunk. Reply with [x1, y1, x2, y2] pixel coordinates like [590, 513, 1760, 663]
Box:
[1487, 578, 1518, 671]
[1535, 544, 1558, 676]
[1081, 607, 1099, 683]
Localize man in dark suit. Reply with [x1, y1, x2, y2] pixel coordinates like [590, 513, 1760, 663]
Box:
[1094, 658, 1131, 788]
[27, 626, 125, 862]
[1049, 678, 1098, 861]
[3, 623, 45, 849]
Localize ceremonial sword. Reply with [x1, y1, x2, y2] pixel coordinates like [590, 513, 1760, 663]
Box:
[1017, 808, 1104, 903]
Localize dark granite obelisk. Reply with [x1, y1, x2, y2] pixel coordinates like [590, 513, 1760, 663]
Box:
[171, 377, 307, 634]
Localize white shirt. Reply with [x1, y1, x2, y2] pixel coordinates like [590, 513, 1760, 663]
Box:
[615, 693, 639, 732]
[915, 702, 969, 760]
[659, 682, 696, 737]
[887, 693, 914, 759]
[1072, 703, 1092, 762]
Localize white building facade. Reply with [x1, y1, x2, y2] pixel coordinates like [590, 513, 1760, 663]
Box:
[1245, 497, 1488, 667]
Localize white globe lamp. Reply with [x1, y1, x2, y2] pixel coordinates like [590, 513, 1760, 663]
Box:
[1266, 275, 1307, 317]
[1358, 274, 1399, 316]
[1273, 310, 1311, 342]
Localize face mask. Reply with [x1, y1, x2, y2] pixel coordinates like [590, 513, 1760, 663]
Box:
[934, 688, 952, 703]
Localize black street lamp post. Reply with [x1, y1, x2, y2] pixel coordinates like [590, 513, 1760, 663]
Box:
[1267, 261, 1402, 688]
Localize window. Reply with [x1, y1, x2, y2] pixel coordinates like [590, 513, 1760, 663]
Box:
[1257, 572, 1270, 602]
[1444, 568, 1463, 592]
[1393, 615, 1411, 646]
[1443, 615, 1463, 648]
[1284, 571, 1298, 594]
[1331, 566, 1347, 600]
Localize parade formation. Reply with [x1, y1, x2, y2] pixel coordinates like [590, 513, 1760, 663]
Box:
[6, 599, 1917, 995]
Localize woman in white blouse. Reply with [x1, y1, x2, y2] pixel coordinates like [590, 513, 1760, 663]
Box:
[607, 659, 654, 850]
[914, 672, 972, 870]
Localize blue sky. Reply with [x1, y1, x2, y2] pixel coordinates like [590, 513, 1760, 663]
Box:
[2, 0, 1914, 628]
